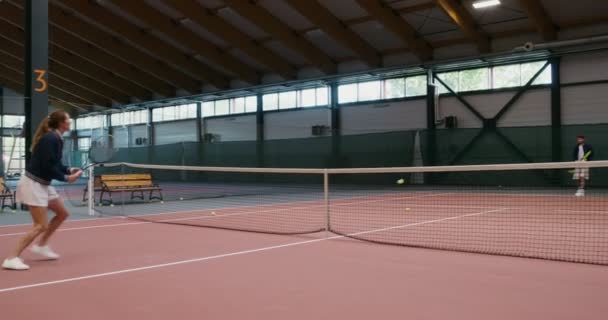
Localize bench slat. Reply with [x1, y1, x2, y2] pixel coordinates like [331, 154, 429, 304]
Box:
[104, 180, 156, 188]
[106, 187, 160, 192]
[101, 174, 152, 181]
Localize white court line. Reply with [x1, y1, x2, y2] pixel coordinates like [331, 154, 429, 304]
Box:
[0, 192, 452, 237]
[0, 190, 443, 228]
[0, 207, 506, 294]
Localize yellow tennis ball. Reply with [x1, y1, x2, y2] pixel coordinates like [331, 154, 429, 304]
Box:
[396, 178, 405, 185]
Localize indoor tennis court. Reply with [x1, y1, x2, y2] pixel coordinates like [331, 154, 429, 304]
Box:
[1, 0, 608, 319]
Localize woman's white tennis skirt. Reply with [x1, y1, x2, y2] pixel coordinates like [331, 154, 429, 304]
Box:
[16, 175, 59, 206]
[572, 168, 590, 180]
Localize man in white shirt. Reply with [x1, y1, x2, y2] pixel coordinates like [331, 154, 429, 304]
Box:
[572, 135, 593, 197]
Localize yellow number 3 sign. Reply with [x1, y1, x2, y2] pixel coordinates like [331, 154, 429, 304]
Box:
[34, 69, 47, 92]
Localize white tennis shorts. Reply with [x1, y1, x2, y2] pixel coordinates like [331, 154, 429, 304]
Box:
[15, 175, 59, 206]
[572, 168, 590, 180]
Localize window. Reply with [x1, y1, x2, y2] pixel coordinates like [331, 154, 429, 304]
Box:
[299, 87, 329, 107]
[78, 137, 91, 151]
[2, 136, 25, 175]
[153, 106, 174, 122]
[2, 115, 25, 128]
[245, 96, 257, 112]
[278, 91, 297, 109]
[152, 108, 164, 122]
[110, 113, 122, 126]
[339, 76, 427, 103]
[110, 110, 148, 126]
[263, 93, 278, 111]
[202, 102, 214, 117]
[181, 104, 197, 119]
[384, 78, 405, 99]
[521, 61, 551, 85]
[233, 97, 246, 114]
[76, 115, 106, 130]
[435, 61, 551, 94]
[405, 75, 427, 97]
[316, 87, 329, 106]
[358, 81, 381, 101]
[262, 87, 330, 110]
[300, 88, 316, 107]
[493, 64, 521, 89]
[437, 71, 460, 93]
[133, 110, 148, 124]
[338, 83, 357, 104]
[459, 68, 489, 91]
[215, 99, 230, 116]
[493, 61, 551, 89]
[201, 96, 258, 117]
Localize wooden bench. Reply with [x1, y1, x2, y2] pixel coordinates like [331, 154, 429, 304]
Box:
[82, 175, 103, 203]
[0, 177, 16, 210]
[99, 174, 163, 205]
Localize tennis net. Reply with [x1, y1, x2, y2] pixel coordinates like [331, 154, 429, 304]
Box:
[86, 160, 608, 265]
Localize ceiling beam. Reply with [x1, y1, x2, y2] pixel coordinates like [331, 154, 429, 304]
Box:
[57, 0, 229, 93]
[285, 0, 381, 67]
[164, 1, 296, 79]
[223, 0, 336, 75]
[355, 0, 433, 61]
[51, 30, 176, 97]
[0, 2, 176, 98]
[220, 1, 436, 57]
[395, 2, 436, 14]
[50, 46, 151, 101]
[517, 0, 557, 41]
[0, 74, 23, 92]
[48, 61, 128, 103]
[47, 74, 109, 107]
[52, 1, 215, 91]
[434, 0, 490, 52]
[559, 14, 608, 28]
[326, 2, 437, 27]
[108, 0, 259, 85]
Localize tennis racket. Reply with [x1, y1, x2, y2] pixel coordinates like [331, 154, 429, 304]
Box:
[55, 134, 117, 210]
[81, 134, 117, 170]
[72, 134, 117, 208]
[568, 150, 591, 173]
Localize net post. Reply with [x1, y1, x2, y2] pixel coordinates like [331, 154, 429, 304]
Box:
[87, 165, 94, 216]
[324, 169, 330, 236]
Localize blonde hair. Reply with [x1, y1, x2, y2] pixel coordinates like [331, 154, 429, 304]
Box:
[31, 110, 68, 152]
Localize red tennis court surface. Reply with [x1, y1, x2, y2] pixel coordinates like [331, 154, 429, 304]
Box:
[1, 193, 607, 319]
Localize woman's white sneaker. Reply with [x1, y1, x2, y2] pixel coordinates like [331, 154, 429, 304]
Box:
[31, 245, 60, 260]
[2, 257, 30, 270]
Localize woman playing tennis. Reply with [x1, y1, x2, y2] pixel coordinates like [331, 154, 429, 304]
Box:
[3, 110, 82, 270]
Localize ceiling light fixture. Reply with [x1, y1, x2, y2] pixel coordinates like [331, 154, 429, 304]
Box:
[472, 0, 501, 9]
